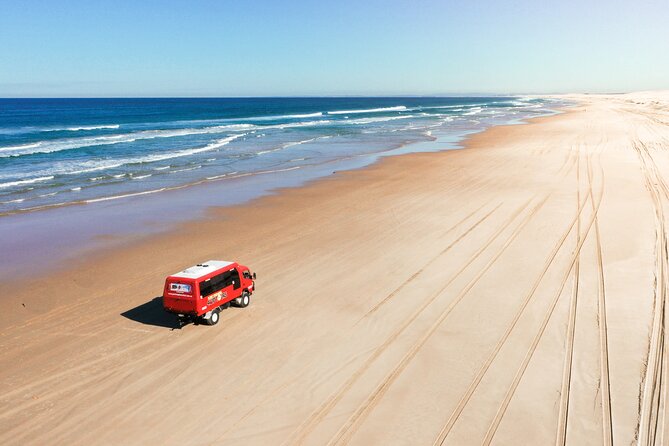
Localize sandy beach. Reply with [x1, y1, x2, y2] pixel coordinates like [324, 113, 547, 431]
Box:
[2, 92, 669, 445]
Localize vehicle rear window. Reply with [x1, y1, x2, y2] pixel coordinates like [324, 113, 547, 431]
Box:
[169, 283, 192, 294]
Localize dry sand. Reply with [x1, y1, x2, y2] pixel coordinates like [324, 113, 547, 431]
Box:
[2, 92, 669, 445]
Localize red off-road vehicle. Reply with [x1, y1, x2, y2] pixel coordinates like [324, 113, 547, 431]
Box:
[163, 260, 256, 326]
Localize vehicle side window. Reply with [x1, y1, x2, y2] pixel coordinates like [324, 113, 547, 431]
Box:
[199, 269, 243, 296]
[200, 271, 231, 297]
[230, 270, 241, 290]
[218, 269, 240, 290]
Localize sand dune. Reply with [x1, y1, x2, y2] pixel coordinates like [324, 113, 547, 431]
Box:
[2, 93, 669, 445]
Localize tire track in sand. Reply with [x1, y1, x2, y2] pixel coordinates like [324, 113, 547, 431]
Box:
[641, 126, 669, 446]
[588, 140, 614, 446]
[361, 144, 577, 321]
[324, 193, 558, 446]
[633, 138, 669, 446]
[316, 148, 578, 446]
[555, 144, 581, 446]
[361, 200, 499, 319]
[431, 147, 596, 446]
[281, 198, 539, 446]
[480, 149, 605, 445]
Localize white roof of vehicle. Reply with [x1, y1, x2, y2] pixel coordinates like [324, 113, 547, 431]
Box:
[170, 260, 234, 279]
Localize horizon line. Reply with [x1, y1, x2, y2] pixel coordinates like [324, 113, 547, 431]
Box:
[0, 92, 610, 100]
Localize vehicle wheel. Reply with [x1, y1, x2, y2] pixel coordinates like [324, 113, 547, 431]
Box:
[206, 308, 220, 326]
[238, 291, 250, 308]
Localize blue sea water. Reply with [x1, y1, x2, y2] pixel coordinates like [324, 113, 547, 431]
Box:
[0, 97, 565, 214]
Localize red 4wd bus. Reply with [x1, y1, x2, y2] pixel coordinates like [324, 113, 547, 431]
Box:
[163, 260, 256, 326]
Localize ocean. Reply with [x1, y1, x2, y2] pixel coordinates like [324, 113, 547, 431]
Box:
[0, 97, 566, 215]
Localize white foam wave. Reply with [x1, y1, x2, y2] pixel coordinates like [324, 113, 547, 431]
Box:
[47, 124, 120, 132]
[170, 166, 202, 173]
[132, 133, 244, 164]
[0, 142, 41, 152]
[7, 164, 307, 210]
[0, 124, 120, 135]
[0, 120, 336, 158]
[206, 174, 229, 180]
[271, 120, 331, 130]
[0, 124, 253, 157]
[85, 188, 168, 203]
[68, 162, 125, 175]
[328, 106, 407, 115]
[283, 137, 317, 148]
[250, 112, 324, 121]
[83, 166, 295, 205]
[132, 174, 152, 180]
[419, 103, 489, 111]
[285, 112, 323, 119]
[344, 115, 414, 125]
[0, 176, 55, 189]
[257, 136, 321, 156]
[2, 133, 245, 182]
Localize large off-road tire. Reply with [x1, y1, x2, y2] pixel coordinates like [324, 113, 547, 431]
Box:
[206, 308, 220, 326]
[237, 291, 250, 308]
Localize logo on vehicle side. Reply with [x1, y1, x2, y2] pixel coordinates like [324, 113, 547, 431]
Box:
[207, 291, 227, 305]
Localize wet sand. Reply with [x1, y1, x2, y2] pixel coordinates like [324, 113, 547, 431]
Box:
[1, 92, 669, 445]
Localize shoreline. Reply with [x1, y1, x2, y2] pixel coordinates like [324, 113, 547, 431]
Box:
[0, 105, 566, 283]
[1, 96, 554, 218]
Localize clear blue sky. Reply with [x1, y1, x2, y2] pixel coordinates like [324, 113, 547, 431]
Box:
[1, 0, 668, 97]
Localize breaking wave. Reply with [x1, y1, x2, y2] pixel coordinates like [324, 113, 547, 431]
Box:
[0, 124, 253, 158]
[327, 106, 407, 115]
[0, 134, 244, 187]
[47, 124, 121, 132]
[0, 176, 55, 189]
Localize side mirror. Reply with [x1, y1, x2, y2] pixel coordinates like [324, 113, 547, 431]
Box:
[253, 272, 257, 280]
